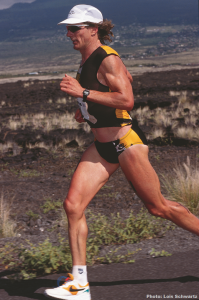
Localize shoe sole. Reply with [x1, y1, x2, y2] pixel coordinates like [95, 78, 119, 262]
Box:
[44, 290, 91, 300]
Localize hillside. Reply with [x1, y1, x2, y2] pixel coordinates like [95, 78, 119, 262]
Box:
[0, 0, 198, 42]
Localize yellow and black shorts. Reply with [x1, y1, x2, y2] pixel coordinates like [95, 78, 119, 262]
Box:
[94, 119, 147, 164]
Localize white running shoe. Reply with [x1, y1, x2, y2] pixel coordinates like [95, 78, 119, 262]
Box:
[44, 273, 91, 300]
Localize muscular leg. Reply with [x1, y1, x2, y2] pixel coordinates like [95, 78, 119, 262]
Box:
[119, 144, 199, 236]
[64, 143, 119, 265]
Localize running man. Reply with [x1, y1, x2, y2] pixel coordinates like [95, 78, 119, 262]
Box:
[44, 4, 199, 300]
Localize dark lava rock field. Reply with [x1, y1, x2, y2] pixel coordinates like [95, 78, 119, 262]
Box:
[0, 68, 199, 266]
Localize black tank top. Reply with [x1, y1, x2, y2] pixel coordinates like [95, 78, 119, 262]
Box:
[76, 45, 132, 128]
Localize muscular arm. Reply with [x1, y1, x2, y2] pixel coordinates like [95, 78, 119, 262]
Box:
[60, 55, 134, 111]
[126, 69, 133, 84]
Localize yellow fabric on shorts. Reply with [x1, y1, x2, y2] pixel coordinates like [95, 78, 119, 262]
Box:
[119, 127, 143, 149]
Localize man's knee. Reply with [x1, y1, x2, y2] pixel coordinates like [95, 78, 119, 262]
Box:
[63, 196, 83, 218]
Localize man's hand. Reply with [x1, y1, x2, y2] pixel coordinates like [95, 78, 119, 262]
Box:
[75, 109, 85, 123]
[60, 74, 84, 98]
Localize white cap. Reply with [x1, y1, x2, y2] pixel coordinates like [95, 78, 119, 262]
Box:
[58, 4, 103, 25]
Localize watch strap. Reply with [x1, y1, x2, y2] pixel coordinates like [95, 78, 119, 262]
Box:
[83, 89, 90, 102]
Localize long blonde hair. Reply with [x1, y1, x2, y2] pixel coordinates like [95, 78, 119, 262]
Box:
[85, 19, 114, 44]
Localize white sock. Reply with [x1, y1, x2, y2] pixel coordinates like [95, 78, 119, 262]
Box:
[72, 265, 88, 286]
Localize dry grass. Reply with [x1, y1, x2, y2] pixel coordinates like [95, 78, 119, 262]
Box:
[0, 193, 16, 238]
[23, 81, 35, 88]
[26, 133, 86, 151]
[27, 142, 51, 150]
[174, 127, 199, 142]
[0, 142, 13, 153]
[5, 112, 89, 132]
[82, 122, 91, 133]
[184, 115, 197, 127]
[162, 157, 199, 214]
[178, 91, 188, 104]
[56, 98, 67, 104]
[54, 135, 85, 149]
[3, 111, 91, 152]
[131, 91, 199, 141]
[0, 142, 21, 155]
[147, 128, 165, 140]
[131, 106, 152, 125]
[153, 112, 172, 127]
[169, 91, 181, 97]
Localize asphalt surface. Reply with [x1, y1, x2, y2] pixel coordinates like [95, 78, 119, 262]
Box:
[0, 249, 199, 300]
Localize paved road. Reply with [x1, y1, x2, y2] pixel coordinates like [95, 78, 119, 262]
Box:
[0, 249, 199, 300]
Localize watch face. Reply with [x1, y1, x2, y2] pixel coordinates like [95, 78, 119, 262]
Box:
[83, 90, 90, 96]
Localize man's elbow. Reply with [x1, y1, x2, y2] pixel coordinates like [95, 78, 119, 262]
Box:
[126, 96, 134, 111]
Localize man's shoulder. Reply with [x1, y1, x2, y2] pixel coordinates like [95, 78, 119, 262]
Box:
[100, 45, 120, 57]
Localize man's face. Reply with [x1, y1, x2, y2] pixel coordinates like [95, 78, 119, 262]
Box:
[66, 25, 97, 51]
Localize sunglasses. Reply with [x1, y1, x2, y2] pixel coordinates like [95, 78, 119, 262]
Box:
[67, 26, 85, 33]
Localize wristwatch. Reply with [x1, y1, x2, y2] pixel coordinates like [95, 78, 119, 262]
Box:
[83, 89, 90, 102]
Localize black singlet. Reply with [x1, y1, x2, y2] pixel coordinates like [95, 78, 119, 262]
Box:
[76, 45, 132, 128]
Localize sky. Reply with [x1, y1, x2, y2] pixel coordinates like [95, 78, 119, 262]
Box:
[0, 0, 35, 10]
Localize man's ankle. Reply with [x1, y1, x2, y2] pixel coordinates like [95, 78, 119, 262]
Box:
[72, 265, 88, 286]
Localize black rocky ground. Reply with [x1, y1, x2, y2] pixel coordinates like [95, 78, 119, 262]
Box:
[0, 68, 199, 273]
